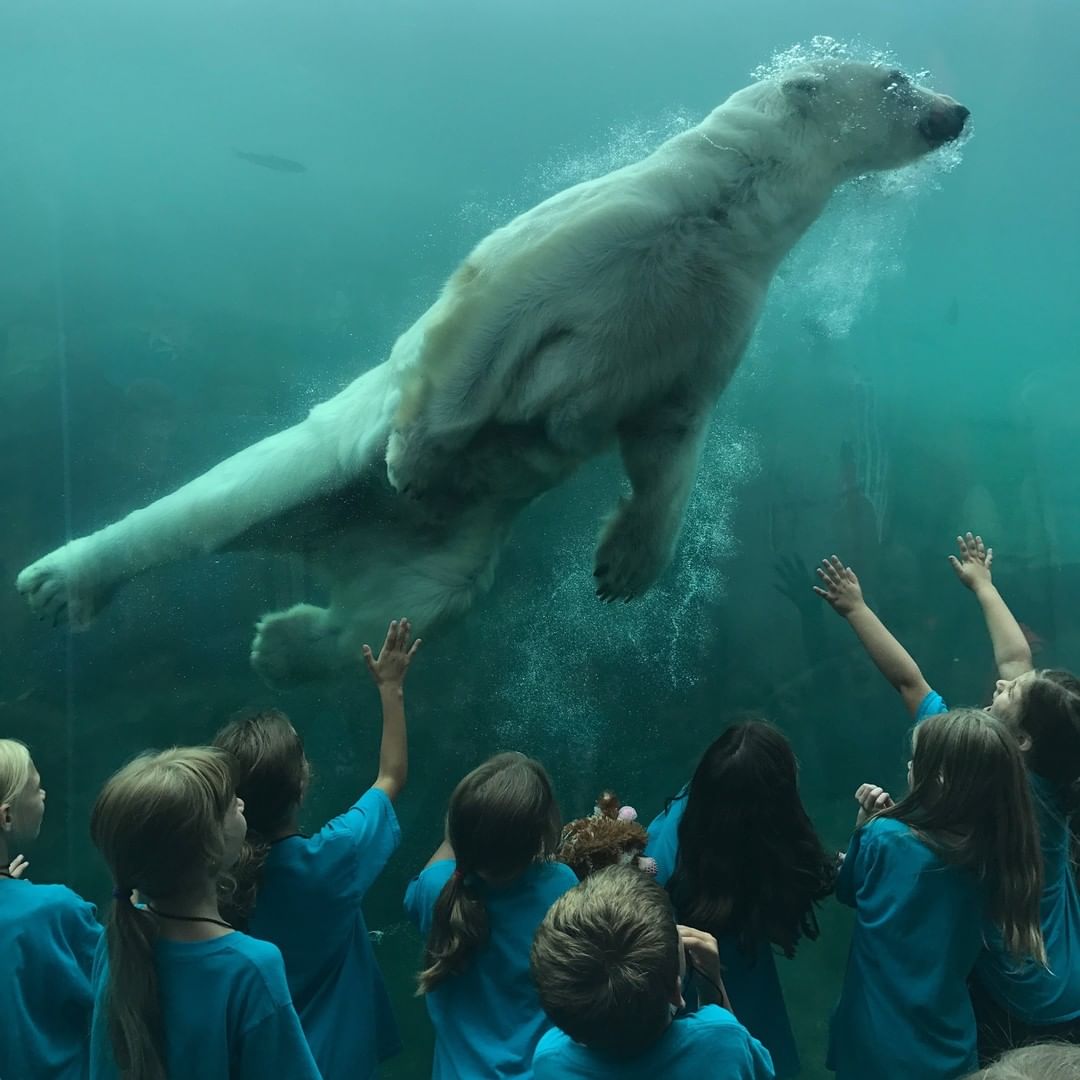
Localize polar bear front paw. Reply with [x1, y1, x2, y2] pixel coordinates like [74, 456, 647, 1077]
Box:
[593, 505, 674, 603]
[16, 547, 112, 629]
[250, 604, 347, 688]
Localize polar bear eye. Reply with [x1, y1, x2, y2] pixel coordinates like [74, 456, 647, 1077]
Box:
[882, 69, 910, 93]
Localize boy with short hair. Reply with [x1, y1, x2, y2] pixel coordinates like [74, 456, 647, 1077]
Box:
[530, 865, 775, 1078]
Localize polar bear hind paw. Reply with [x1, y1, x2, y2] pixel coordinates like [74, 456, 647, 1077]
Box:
[250, 604, 348, 688]
[593, 510, 673, 603]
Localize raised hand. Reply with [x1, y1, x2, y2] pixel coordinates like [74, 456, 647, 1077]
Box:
[948, 532, 993, 592]
[362, 618, 421, 690]
[813, 555, 865, 616]
[7, 853, 29, 879]
[854, 782, 894, 826]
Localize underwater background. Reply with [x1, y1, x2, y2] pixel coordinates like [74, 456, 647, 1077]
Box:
[2, 0, 1078, 1076]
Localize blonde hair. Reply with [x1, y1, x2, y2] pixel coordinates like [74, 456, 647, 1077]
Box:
[0, 739, 32, 807]
[531, 865, 679, 1056]
[969, 1043, 1080, 1079]
[90, 747, 235, 1080]
[879, 709, 1045, 964]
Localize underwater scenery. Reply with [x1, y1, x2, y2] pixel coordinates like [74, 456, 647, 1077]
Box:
[2, 0, 1079, 1077]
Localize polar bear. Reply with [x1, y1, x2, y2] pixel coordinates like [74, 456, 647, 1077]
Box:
[17, 60, 968, 686]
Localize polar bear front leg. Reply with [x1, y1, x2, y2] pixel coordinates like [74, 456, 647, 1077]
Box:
[593, 396, 711, 602]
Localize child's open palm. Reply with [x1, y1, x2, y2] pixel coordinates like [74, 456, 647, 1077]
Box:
[948, 532, 993, 591]
[363, 618, 421, 688]
[813, 555, 864, 615]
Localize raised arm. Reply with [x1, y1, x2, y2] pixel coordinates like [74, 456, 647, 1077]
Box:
[363, 618, 421, 802]
[814, 555, 932, 719]
[948, 533, 1033, 681]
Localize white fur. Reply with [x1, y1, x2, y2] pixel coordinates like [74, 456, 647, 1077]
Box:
[16, 61, 966, 686]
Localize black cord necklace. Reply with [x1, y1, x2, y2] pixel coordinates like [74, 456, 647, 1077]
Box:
[148, 906, 234, 931]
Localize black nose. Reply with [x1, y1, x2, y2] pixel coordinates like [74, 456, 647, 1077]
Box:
[922, 103, 970, 146]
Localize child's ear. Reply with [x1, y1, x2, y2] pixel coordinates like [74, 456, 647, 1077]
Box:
[0, 803, 13, 833]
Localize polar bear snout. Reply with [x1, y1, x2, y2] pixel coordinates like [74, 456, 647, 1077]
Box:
[919, 101, 970, 147]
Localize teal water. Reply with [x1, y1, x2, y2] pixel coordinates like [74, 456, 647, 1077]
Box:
[2, 2, 1078, 1077]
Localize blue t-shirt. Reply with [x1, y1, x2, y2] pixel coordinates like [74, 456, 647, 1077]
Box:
[828, 816, 985, 1080]
[644, 788, 800, 1079]
[249, 787, 401, 1080]
[0, 879, 101, 1080]
[90, 930, 321, 1079]
[532, 1004, 776, 1079]
[917, 688, 1080, 1024]
[404, 858, 577, 1079]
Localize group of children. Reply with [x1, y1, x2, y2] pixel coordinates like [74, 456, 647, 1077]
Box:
[2, 532, 1079, 1080]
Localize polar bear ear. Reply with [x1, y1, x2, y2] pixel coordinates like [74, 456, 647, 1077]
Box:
[781, 71, 827, 113]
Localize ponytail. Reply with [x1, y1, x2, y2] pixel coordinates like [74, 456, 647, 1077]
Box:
[90, 747, 236, 1079]
[417, 871, 489, 994]
[104, 897, 166, 1079]
[416, 753, 560, 995]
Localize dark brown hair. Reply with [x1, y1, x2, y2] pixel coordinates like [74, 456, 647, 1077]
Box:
[668, 720, 836, 957]
[212, 708, 307, 925]
[418, 752, 560, 993]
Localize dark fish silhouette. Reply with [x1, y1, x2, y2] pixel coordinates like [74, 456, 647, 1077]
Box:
[233, 150, 307, 173]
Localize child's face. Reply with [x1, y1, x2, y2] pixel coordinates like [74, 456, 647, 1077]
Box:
[3, 765, 46, 844]
[988, 671, 1036, 728]
[222, 796, 247, 870]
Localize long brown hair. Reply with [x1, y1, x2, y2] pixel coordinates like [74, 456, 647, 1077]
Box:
[878, 709, 1045, 963]
[90, 747, 236, 1080]
[212, 708, 307, 926]
[418, 752, 560, 994]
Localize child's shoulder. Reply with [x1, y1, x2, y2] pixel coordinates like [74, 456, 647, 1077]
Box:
[535, 859, 579, 890]
[6, 880, 95, 921]
[681, 1004, 763, 1045]
[218, 933, 292, 1002]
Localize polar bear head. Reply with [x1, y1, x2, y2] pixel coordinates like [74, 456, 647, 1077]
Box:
[765, 60, 969, 178]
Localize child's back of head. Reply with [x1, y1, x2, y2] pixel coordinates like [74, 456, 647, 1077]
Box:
[970, 1043, 1080, 1079]
[531, 864, 679, 1057]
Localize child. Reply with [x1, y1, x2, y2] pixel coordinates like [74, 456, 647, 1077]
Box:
[404, 752, 577, 1078]
[213, 617, 419, 1080]
[828, 709, 1044, 1080]
[816, 535, 1080, 1056]
[0, 740, 101, 1080]
[968, 1043, 1080, 1079]
[530, 864, 775, 1078]
[89, 746, 320, 1079]
[644, 720, 836, 1078]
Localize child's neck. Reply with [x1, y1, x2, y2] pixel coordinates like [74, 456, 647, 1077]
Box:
[146, 878, 232, 941]
[0, 835, 10, 871]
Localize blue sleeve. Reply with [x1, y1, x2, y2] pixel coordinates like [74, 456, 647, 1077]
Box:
[310, 786, 401, 898]
[747, 1029, 776, 1080]
[915, 689, 948, 724]
[64, 896, 104, 981]
[235, 1003, 322, 1079]
[404, 861, 455, 937]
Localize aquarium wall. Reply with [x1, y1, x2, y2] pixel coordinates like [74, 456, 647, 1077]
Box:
[2, 1, 1078, 1076]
